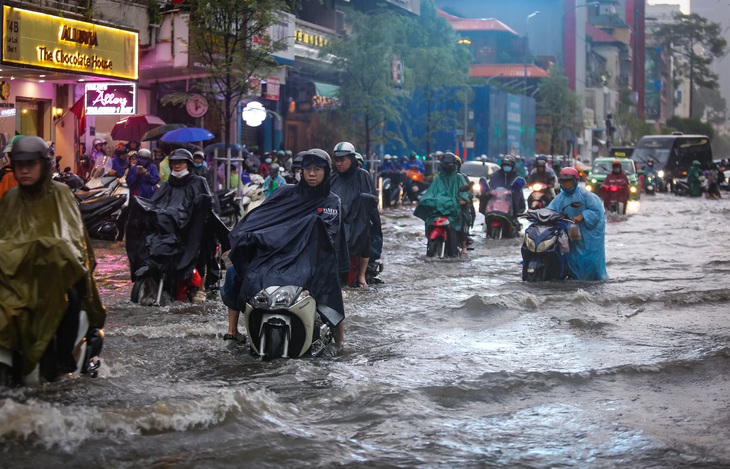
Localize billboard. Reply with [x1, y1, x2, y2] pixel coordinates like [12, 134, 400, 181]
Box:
[84, 82, 136, 115]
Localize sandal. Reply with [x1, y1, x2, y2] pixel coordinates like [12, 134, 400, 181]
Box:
[192, 290, 207, 303]
[357, 281, 368, 289]
[223, 333, 247, 350]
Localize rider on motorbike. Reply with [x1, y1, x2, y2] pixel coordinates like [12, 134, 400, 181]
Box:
[380, 154, 398, 173]
[546, 167, 609, 281]
[414, 152, 471, 256]
[263, 163, 286, 199]
[224, 149, 348, 346]
[599, 159, 630, 211]
[126, 148, 230, 304]
[126, 148, 160, 198]
[480, 155, 526, 221]
[527, 156, 557, 198]
[0, 136, 106, 385]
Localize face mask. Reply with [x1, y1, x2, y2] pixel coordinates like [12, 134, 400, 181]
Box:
[503, 165, 513, 172]
[171, 169, 189, 179]
[265, 158, 272, 164]
[295, 172, 302, 182]
[194, 163, 203, 168]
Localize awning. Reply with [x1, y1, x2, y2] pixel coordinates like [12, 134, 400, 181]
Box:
[314, 82, 339, 98]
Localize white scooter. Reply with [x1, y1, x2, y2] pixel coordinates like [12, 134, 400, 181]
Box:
[244, 286, 338, 359]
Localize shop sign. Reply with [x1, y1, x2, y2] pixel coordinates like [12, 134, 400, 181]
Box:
[1, 5, 138, 81]
[265, 77, 280, 101]
[84, 82, 136, 115]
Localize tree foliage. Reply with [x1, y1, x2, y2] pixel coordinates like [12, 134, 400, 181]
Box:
[653, 13, 727, 118]
[163, 0, 290, 149]
[662, 116, 715, 140]
[536, 65, 579, 154]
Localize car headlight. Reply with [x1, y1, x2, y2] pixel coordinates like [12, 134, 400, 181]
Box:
[536, 236, 557, 253]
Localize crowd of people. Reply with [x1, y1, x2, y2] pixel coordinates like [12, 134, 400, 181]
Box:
[16, 131, 726, 384]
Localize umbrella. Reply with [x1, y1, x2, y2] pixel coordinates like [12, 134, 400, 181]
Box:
[110, 114, 166, 142]
[141, 123, 186, 141]
[160, 127, 215, 143]
[204, 142, 248, 155]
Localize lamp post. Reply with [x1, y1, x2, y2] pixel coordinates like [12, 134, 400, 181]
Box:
[524, 11, 540, 96]
[561, 2, 600, 67]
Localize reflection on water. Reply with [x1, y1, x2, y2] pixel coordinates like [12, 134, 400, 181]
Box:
[1, 195, 730, 467]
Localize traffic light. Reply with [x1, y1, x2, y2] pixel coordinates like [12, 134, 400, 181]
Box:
[605, 113, 616, 140]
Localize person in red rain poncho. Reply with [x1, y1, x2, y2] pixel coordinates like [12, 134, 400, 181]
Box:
[599, 160, 629, 211]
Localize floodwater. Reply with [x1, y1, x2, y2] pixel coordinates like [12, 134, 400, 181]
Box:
[1, 193, 730, 468]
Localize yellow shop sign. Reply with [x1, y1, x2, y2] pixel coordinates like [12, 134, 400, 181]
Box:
[2, 5, 138, 80]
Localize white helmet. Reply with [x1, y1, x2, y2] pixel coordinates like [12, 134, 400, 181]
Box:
[333, 141, 356, 158]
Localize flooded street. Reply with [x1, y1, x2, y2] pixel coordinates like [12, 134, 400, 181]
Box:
[2, 192, 730, 468]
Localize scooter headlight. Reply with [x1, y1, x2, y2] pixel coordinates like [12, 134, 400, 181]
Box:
[524, 235, 537, 252]
[270, 286, 304, 308]
[658, 170, 664, 178]
[629, 186, 638, 194]
[536, 236, 557, 253]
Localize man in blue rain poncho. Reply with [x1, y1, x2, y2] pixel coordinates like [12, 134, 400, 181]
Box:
[547, 167, 609, 281]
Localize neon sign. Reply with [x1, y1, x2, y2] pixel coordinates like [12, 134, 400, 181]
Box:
[84, 83, 136, 115]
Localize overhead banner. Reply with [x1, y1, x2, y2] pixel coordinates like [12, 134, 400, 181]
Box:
[1, 5, 138, 80]
[84, 82, 136, 115]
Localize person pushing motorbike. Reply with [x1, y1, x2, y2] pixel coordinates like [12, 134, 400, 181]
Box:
[546, 167, 608, 281]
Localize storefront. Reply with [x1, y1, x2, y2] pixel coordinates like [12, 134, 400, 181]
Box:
[0, 3, 137, 170]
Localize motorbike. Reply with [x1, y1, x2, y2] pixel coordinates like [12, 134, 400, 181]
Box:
[216, 187, 244, 228]
[599, 183, 628, 214]
[242, 181, 264, 214]
[244, 285, 337, 359]
[644, 173, 657, 195]
[380, 172, 403, 208]
[520, 202, 583, 282]
[78, 178, 128, 241]
[483, 186, 519, 239]
[526, 182, 554, 209]
[402, 168, 427, 204]
[426, 216, 461, 258]
[0, 288, 104, 386]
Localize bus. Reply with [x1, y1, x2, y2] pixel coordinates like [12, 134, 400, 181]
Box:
[632, 133, 712, 181]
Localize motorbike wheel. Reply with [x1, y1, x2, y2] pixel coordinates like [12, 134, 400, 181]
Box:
[488, 225, 503, 240]
[263, 321, 287, 360]
[426, 238, 443, 258]
[131, 277, 159, 305]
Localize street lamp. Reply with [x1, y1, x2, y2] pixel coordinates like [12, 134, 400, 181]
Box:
[561, 1, 600, 67]
[524, 10, 540, 96]
[486, 72, 504, 86]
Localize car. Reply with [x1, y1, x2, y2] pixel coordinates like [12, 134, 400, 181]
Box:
[584, 157, 641, 201]
[460, 160, 500, 195]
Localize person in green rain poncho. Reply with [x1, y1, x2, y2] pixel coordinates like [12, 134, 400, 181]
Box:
[687, 160, 703, 197]
[414, 152, 472, 257]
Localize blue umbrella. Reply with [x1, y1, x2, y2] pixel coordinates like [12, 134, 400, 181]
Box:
[160, 127, 215, 143]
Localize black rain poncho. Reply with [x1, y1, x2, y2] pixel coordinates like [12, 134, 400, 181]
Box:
[228, 181, 348, 326]
[0, 180, 105, 374]
[330, 165, 381, 258]
[125, 173, 229, 282]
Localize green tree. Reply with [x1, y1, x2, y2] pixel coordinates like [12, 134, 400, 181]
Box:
[694, 86, 728, 126]
[535, 65, 579, 154]
[662, 116, 715, 139]
[653, 13, 727, 118]
[163, 0, 290, 151]
[324, 9, 401, 157]
[399, 0, 471, 156]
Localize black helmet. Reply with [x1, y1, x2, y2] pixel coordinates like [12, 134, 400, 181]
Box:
[10, 136, 50, 162]
[440, 152, 457, 173]
[292, 151, 305, 170]
[647, 159, 654, 166]
[302, 148, 331, 168]
[501, 155, 516, 169]
[169, 148, 194, 164]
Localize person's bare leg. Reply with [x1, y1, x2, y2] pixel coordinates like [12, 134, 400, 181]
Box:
[227, 308, 240, 336]
[358, 257, 369, 287]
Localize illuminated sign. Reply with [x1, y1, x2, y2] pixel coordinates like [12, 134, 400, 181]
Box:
[1, 5, 138, 80]
[84, 82, 136, 115]
[295, 30, 329, 48]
